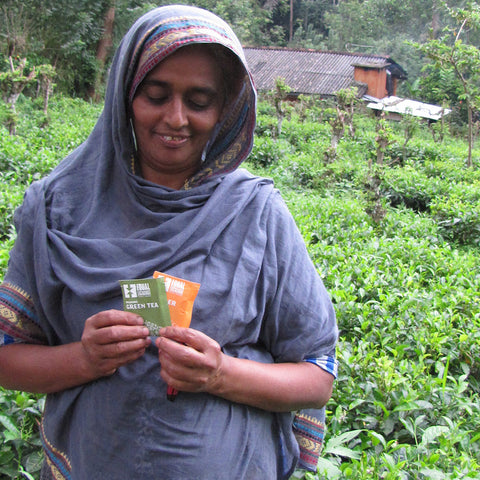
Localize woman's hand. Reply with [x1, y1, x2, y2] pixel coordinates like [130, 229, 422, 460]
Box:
[81, 310, 151, 378]
[155, 327, 224, 394]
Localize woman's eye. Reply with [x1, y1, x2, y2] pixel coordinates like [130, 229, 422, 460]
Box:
[139, 85, 169, 104]
[188, 93, 216, 110]
[147, 94, 168, 104]
[189, 100, 209, 110]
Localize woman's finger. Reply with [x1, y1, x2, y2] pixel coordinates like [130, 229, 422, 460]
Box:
[86, 310, 145, 329]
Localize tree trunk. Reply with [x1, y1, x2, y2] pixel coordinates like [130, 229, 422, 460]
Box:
[467, 105, 473, 168]
[43, 79, 52, 116]
[289, 0, 293, 42]
[88, 1, 116, 102]
[432, 1, 441, 39]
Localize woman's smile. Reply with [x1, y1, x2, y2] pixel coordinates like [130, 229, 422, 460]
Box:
[157, 133, 190, 148]
[131, 45, 224, 188]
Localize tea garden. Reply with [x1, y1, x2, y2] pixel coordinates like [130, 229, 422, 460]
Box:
[0, 95, 479, 479]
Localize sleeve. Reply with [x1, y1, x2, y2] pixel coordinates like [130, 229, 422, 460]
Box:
[304, 355, 338, 378]
[292, 407, 327, 472]
[0, 283, 46, 345]
[0, 183, 48, 346]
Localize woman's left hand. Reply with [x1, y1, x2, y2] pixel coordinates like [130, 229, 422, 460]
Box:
[155, 327, 224, 395]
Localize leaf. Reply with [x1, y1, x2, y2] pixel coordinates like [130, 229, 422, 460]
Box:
[421, 426, 450, 446]
[0, 413, 21, 439]
[324, 429, 363, 449]
[419, 467, 447, 479]
[323, 445, 361, 460]
[18, 467, 36, 480]
[316, 457, 342, 478]
[368, 430, 386, 448]
[24, 449, 44, 473]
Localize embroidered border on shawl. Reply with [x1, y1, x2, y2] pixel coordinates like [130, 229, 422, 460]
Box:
[292, 412, 325, 472]
[0, 283, 46, 345]
[186, 85, 255, 189]
[40, 421, 72, 480]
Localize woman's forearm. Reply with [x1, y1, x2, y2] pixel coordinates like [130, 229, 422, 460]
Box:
[211, 357, 334, 412]
[0, 342, 97, 393]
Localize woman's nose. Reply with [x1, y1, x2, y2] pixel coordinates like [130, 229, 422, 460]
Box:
[166, 97, 188, 129]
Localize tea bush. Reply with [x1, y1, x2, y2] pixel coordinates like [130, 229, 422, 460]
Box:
[430, 191, 480, 246]
[1, 96, 479, 479]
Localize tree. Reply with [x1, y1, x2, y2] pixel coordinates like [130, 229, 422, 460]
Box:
[373, 111, 393, 168]
[1, 3, 29, 57]
[323, 87, 357, 163]
[268, 77, 291, 137]
[412, 2, 480, 168]
[399, 109, 420, 165]
[0, 57, 36, 134]
[192, 0, 279, 45]
[36, 63, 56, 121]
[88, 0, 116, 101]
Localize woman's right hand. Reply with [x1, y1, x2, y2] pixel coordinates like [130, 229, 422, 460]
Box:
[80, 310, 151, 378]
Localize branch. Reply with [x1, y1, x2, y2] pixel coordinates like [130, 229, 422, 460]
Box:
[455, 17, 468, 43]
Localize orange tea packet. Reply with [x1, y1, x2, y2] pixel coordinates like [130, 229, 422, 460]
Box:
[153, 271, 200, 328]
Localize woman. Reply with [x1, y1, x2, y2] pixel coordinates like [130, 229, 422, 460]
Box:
[0, 5, 338, 479]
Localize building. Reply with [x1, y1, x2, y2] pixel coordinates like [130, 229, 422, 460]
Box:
[243, 46, 407, 99]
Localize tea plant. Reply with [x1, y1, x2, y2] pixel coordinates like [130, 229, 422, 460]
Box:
[0, 96, 479, 479]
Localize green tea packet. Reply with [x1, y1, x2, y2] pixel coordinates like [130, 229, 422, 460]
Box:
[119, 277, 171, 335]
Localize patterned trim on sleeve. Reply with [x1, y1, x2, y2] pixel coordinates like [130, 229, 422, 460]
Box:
[292, 411, 325, 472]
[304, 354, 338, 378]
[0, 283, 47, 345]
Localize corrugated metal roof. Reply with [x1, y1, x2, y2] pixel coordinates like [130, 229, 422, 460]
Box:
[244, 47, 402, 96]
[366, 96, 451, 121]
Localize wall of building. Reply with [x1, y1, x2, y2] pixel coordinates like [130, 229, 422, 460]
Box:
[354, 67, 394, 99]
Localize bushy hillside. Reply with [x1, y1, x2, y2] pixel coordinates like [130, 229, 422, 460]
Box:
[0, 96, 479, 479]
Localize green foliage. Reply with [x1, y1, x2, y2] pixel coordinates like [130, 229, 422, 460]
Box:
[0, 94, 101, 271]
[0, 389, 44, 479]
[0, 0, 475, 109]
[250, 100, 480, 479]
[411, 2, 480, 167]
[430, 192, 480, 246]
[1, 95, 479, 479]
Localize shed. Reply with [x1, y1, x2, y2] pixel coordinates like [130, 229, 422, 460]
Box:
[243, 46, 407, 99]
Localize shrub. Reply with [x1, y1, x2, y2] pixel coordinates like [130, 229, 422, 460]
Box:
[0, 389, 44, 479]
[430, 192, 480, 246]
[249, 137, 294, 168]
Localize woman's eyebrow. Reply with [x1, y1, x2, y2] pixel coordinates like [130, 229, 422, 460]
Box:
[189, 86, 219, 97]
[141, 79, 168, 88]
[141, 79, 218, 95]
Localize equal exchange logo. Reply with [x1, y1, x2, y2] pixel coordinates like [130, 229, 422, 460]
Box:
[119, 278, 171, 335]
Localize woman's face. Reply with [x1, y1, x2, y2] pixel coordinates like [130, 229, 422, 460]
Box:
[131, 45, 224, 188]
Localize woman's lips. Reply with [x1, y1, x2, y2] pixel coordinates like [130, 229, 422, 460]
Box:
[158, 134, 189, 147]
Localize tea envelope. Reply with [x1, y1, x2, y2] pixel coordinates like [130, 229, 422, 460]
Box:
[119, 277, 171, 335]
